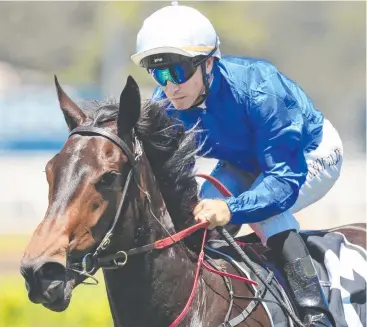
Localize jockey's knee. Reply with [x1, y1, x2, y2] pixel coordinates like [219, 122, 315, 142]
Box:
[249, 211, 300, 246]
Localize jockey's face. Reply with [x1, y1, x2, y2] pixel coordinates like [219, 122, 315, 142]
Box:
[160, 57, 214, 110]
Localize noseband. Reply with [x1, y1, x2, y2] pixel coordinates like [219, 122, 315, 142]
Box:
[67, 126, 142, 281]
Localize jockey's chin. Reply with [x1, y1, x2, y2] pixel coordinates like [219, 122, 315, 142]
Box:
[170, 96, 191, 110]
[168, 93, 204, 111]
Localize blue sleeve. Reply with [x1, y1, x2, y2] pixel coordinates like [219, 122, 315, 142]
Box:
[224, 72, 308, 224]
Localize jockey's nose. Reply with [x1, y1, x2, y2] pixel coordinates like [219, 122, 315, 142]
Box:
[165, 81, 180, 95]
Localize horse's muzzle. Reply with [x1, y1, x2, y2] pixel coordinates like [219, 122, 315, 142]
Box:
[20, 259, 66, 305]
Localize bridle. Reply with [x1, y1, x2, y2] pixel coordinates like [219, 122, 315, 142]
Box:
[67, 125, 142, 282]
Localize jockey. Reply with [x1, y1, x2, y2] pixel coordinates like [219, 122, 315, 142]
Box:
[131, 3, 342, 327]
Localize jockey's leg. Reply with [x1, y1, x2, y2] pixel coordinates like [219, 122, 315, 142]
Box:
[250, 119, 343, 327]
[267, 229, 336, 327]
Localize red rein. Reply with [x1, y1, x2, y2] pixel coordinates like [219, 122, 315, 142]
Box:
[167, 174, 258, 327]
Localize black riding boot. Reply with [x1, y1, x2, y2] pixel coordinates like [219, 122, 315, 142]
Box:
[268, 230, 336, 327]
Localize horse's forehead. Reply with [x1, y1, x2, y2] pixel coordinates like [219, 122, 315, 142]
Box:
[61, 137, 90, 161]
[64, 136, 100, 154]
[52, 137, 92, 177]
[66, 136, 89, 153]
[61, 135, 123, 167]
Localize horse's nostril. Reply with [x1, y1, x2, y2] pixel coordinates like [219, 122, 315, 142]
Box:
[38, 262, 66, 281]
[20, 260, 66, 305]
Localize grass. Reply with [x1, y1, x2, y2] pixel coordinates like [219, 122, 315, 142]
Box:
[0, 235, 30, 256]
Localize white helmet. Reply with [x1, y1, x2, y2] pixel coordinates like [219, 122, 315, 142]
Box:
[131, 2, 221, 67]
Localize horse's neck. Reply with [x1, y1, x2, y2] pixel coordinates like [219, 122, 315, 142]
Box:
[103, 159, 198, 327]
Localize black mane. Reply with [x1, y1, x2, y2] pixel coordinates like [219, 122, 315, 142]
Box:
[81, 98, 200, 228]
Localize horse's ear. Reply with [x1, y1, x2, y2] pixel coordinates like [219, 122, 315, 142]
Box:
[117, 75, 141, 137]
[54, 75, 86, 131]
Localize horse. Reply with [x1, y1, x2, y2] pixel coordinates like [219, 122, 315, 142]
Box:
[20, 75, 366, 327]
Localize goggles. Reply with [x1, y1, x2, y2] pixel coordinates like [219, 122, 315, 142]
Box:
[141, 40, 218, 87]
[150, 60, 200, 87]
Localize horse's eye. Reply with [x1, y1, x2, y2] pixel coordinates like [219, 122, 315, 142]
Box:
[100, 172, 119, 186]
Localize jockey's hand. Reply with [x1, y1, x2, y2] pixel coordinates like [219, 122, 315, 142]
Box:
[193, 199, 231, 230]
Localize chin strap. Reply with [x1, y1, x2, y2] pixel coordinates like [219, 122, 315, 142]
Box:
[188, 61, 212, 109]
